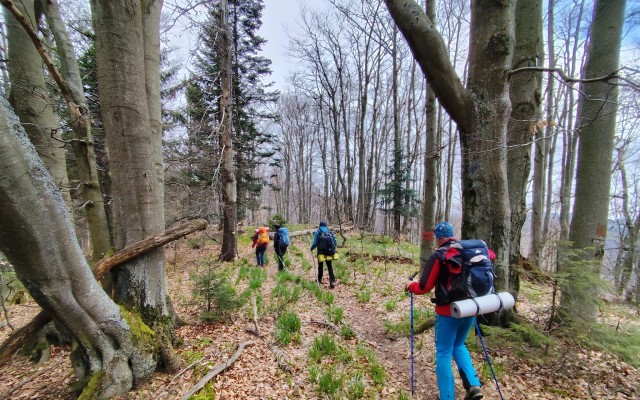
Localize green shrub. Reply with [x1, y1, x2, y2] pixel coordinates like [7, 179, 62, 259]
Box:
[191, 266, 244, 323]
[248, 267, 267, 290]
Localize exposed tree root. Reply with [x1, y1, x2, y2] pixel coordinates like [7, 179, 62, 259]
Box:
[0, 219, 207, 367]
[179, 341, 255, 400]
[270, 345, 294, 374]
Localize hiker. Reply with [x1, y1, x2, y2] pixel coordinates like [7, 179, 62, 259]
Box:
[310, 221, 338, 288]
[273, 224, 290, 271]
[405, 221, 484, 400]
[251, 226, 269, 267]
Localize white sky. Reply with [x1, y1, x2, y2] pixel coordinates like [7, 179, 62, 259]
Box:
[258, 0, 328, 89]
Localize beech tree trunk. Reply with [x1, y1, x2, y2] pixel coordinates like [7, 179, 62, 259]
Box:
[419, 0, 437, 264]
[90, 0, 178, 368]
[564, 0, 626, 320]
[385, 0, 516, 296]
[507, 0, 543, 293]
[41, 0, 112, 261]
[0, 95, 154, 399]
[4, 0, 71, 209]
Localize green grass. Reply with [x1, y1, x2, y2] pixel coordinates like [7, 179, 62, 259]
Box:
[275, 310, 302, 345]
[317, 368, 344, 396]
[309, 334, 338, 362]
[325, 306, 344, 325]
[355, 287, 371, 303]
[340, 325, 357, 340]
[384, 308, 434, 335]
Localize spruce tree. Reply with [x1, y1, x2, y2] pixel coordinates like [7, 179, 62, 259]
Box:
[187, 0, 277, 221]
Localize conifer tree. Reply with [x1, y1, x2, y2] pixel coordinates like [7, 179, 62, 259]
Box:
[187, 0, 277, 221]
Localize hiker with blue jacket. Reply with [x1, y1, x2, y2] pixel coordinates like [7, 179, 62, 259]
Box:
[310, 221, 338, 288]
[273, 224, 289, 271]
[405, 222, 484, 400]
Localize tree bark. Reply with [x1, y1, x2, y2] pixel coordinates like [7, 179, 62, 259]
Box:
[419, 0, 437, 265]
[38, 0, 113, 262]
[218, 0, 238, 261]
[564, 0, 626, 320]
[4, 0, 71, 209]
[463, 0, 515, 292]
[0, 219, 206, 367]
[0, 95, 154, 399]
[507, 0, 543, 294]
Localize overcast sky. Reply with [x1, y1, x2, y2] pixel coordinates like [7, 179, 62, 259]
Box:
[258, 0, 328, 89]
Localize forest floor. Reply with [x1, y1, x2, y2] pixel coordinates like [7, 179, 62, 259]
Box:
[0, 228, 639, 400]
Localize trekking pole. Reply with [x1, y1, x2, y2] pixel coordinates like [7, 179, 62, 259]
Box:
[408, 271, 419, 396]
[474, 319, 505, 400]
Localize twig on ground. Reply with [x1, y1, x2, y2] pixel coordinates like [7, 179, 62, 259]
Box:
[305, 319, 340, 335]
[179, 340, 255, 400]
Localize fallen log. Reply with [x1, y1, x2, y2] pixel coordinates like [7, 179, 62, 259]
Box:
[180, 341, 255, 400]
[0, 219, 207, 366]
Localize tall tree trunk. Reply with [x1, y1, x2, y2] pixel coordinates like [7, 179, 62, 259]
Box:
[90, 0, 177, 368]
[464, 0, 515, 293]
[564, 0, 626, 321]
[42, 0, 112, 262]
[420, 0, 437, 264]
[218, 0, 237, 261]
[507, 0, 543, 293]
[0, 95, 155, 399]
[391, 27, 402, 236]
[4, 0, 71, 209]
[531, 0, 556, 267]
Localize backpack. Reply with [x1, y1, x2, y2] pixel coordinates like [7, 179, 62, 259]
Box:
[257, 228, 269, 245]
[277, 227, 290, 249]
[316, 229, 336, 256]
[443, 240, 496, 303]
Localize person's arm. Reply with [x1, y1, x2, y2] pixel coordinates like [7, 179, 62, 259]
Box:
[407, 254, 441, 295]
[310, 231, 319, 250]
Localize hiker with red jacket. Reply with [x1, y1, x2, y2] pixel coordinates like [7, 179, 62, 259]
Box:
[405, 222, 484, 400]
[251, 226, 269, 267]
[310, 221, 338, 288]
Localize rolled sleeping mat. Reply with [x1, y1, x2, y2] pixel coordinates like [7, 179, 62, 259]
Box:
[450, 292, 515, 318]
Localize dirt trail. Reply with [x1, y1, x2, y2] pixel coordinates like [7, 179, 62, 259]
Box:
[297, 240, 441, 400]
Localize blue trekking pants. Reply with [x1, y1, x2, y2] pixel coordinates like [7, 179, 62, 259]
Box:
[255, 245, 266, 266]
[434, 315, 481, 399]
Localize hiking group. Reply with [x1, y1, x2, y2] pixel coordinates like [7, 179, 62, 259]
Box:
[250, 221, 339, 289]
[251, 219, 496, 399]
[251, 224, 290, 271]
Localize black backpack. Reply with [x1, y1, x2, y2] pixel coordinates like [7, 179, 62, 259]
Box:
[443, 240, 496, 303]
[316, 230, 336, 256]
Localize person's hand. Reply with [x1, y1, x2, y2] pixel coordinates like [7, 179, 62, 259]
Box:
[404, 281, 412, 292]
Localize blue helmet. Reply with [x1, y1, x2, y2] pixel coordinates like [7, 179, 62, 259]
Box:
[433, 221, 454, 238]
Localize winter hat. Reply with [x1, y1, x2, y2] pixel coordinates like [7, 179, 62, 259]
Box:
[274, 224, 281, 230]
[433, 221, 454, 238]
[319, 221, 328, 227]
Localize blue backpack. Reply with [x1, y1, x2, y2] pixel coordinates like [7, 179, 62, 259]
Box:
[317, 230, 336, 256]
[444, 240, 496, 302]
[278, 227, 290, 249]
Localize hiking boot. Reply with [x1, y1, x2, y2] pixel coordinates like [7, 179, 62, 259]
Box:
[464, 386, 483, 400]
[329, 280, 336, 289]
